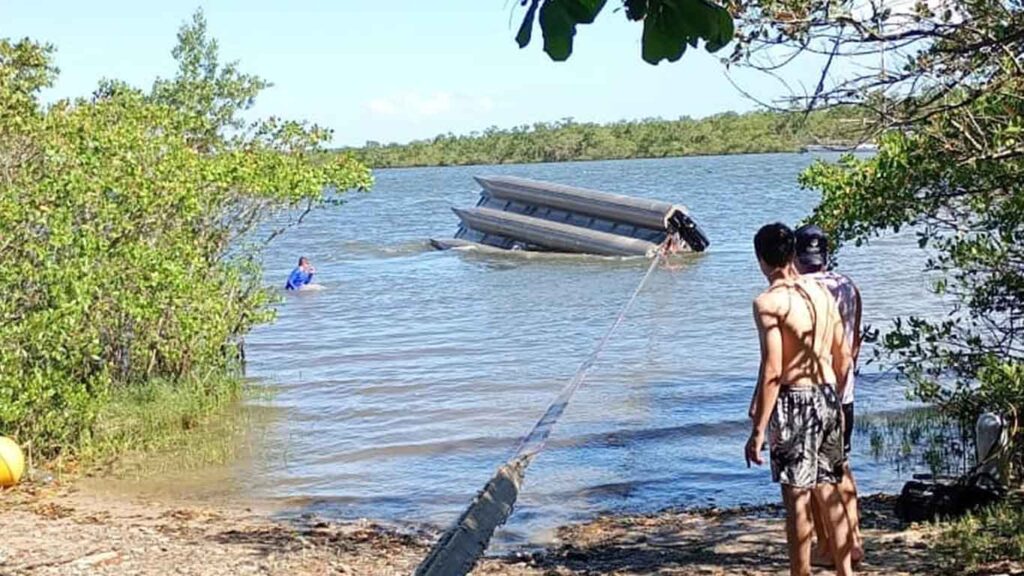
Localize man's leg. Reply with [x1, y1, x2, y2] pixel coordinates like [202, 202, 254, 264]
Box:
[811, 463, 860, 561]
[840, 402, 863, 560]
[809, 496, 834, 566]
[782, 485, 814, 576]
[811, 470, 862, 566]
[812, 482, 854, 576]
[840, 464, 863, 559]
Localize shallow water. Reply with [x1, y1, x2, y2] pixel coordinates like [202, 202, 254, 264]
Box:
[194, 154, 947, 546]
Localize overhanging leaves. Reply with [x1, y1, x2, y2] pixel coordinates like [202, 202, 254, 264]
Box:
[625, 0, 648, 19]
[537, 0, 607, 61]
[643, 1, 690, 63]
[516, 0, 734, 64]
[516, 0, 540, 48]
[642, 0, 735, 64]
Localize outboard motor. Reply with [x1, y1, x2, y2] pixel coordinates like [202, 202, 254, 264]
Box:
[976, 412, 1009, 484]
[667, 209, 710, 252]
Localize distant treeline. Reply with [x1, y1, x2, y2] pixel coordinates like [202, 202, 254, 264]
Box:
[340, 109, 868, 168]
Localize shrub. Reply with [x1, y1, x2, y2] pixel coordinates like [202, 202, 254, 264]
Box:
[934, 497, 1024, 574]
[0, 11, 372, 460]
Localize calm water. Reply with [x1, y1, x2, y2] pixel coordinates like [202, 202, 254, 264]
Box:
[233, 154, 944, 545]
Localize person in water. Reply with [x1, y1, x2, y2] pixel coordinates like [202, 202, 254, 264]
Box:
[285, 257, 316, 290]
[794, 225, 865, 567]
[746, 223, 855, 576]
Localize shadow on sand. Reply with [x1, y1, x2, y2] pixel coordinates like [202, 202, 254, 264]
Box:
[498, 495, 942, 575]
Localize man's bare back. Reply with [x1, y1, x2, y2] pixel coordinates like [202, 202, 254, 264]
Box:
[753, 277, 847, 392]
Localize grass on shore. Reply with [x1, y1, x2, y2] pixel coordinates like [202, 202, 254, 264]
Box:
[934, 495, 1024, 574]
[64, 373, 253, 475]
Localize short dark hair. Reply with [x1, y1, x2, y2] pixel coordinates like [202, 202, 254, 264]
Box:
[298, 256, 308, 266]
[754, 223, 795, 268]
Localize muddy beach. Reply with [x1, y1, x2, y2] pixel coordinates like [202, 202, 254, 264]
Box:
[3, 482, 991, 576]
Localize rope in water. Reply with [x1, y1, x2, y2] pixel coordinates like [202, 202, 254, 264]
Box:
[513, 245, 668, 461]
[415, 243, 670, 576]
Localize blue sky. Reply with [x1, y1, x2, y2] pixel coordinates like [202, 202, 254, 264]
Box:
[4, 1, 827, 146]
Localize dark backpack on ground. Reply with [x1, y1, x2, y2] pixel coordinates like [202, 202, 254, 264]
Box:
[894, 470, 1006, 523]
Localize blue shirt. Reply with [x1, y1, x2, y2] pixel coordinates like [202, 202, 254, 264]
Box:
[285, 267, 314, 290]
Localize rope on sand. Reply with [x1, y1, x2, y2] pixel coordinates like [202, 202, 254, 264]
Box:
[414, 245, 669, 576]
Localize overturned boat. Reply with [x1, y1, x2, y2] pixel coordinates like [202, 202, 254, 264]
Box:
[430, 176, 709, 257]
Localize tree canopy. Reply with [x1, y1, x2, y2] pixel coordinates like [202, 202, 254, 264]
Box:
[344, 108, 866, 168]
[727, 0, 1024, 477]
[0, 11, 371, 458]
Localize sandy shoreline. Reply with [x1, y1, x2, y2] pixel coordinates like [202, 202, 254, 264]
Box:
[1, 480, 984, 576]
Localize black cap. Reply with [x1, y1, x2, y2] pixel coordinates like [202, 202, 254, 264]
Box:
[795, 224, 828, 270]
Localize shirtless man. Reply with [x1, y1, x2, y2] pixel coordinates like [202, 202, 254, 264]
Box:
[745, 223, 855, 576]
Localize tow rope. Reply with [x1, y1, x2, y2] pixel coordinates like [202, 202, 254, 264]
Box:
[414, 243, 670, 576]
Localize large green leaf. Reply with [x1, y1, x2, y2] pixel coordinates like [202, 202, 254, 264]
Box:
[677, 0, 717, 45]
[641, 0, 734, 64]
[538, 1, 574, 60]
[564, 0, 607, 24]
[516, 0, 540, 48]
[642, 1, 689, 64]
[535, 0, 608, 61]
[703, 1, 736, 52]
[624, 0, 648, 20]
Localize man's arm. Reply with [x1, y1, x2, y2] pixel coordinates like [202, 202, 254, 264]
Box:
[852, 284, 863, 364]
[746, 295, 783, 466]
[830, 298, 853, 399]
[748, 319, 767, 420]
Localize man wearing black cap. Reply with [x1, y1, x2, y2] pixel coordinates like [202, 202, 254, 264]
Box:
[795, 224, 865, 566]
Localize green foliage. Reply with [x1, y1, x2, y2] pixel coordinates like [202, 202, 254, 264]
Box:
[0, 11, 372, 460]
[542, 0, 608, 61]
[345, 107, 866, 168]
[801, 95, 1024, 483]
[516, 0, 734, 63]
[641, 0, 735, 63]
[150, 11, 271, 150]
[0, 38, 57, 117]
[934, 496, 1024, 574]
[803, 112, 1024, 479]
[717, 0, 1024, 485]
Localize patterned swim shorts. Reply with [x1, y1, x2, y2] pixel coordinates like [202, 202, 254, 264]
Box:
[769, 384, 846, 488]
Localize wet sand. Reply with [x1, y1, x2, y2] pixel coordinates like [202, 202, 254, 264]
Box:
[1, 482, 992, 576]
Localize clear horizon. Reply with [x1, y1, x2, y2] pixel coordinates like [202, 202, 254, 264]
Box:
[5, 1, 833, 146]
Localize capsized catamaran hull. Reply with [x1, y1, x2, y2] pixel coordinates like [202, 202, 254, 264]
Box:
[430, 176, 709, 257]
[453, 207, 660, 257]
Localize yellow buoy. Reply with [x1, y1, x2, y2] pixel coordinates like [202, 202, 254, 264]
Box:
[0, 436, 25, 487]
